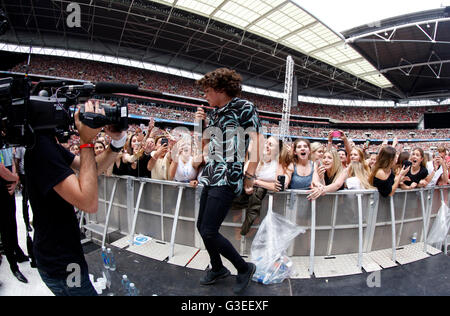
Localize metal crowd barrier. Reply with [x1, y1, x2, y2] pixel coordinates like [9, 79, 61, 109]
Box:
[92, 175, 449, 275]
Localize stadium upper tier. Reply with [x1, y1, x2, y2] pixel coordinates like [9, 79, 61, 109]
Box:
[8, 55, 450, 124]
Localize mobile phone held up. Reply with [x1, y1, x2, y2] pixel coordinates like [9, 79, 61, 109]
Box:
[402, 160, 412, 168]
[277, 175, 286, 192]
[331, 131, 341, 138]
[161, 138, 168, 146]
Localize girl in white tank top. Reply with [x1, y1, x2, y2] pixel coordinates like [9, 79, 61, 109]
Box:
[174, 156, 197, 182]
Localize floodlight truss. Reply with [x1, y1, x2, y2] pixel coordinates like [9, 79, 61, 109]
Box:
[279, 55, 294, 140]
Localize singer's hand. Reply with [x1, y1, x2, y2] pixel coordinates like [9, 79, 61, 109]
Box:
[195, 107, 207, 122]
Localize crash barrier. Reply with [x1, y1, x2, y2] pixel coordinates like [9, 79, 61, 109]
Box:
[89, 175, 449, 275]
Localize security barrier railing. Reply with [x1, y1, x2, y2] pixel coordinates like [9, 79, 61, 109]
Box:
[91, 175, 449, 275]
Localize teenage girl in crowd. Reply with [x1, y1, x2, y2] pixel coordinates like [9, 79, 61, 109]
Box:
[233, 136, 290, 236]
[287, 138, 315, 190]
[400, 148, 429, 189]
[307, 148, 348, 200]
[369, 146, 410, 197]
[169, 138, 201, 183]
[346, 147, 373, 190]
[426, 147, 449, 186]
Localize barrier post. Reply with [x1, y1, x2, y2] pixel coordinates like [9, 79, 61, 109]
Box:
[286, 192, 297, 257]
[309, 200, 316, 276]
[126, 177, 135, 235]
[397, 192, 408, 248]
[326, 195, 339, 256]
[169, 186, 185, 259]
[363, 192, 379, 253]
[160, 183, 164, 241]
[194, 186, 203, 249]
[101, 178, 118, 248]
[129, 181, 146, 245]
[389, 196, 397, 263]
[357, 194, 363, 270]
[419, 190, 428, 252]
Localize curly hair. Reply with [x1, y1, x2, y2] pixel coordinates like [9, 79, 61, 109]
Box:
[196, 68, 242, 98]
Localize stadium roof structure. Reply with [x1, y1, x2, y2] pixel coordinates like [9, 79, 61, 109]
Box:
[0, 0, 434, 102]
[344, 7, 450, 101]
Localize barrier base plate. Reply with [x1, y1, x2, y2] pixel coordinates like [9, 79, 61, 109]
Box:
[185, 250, 210, 271]
[111, 236, 131, 249]
[348, 253, 382, 273]
[290, 257, 311, 279]
[368, 249, 398, 269]
[167, 245, 200, 267]
[422, 242, 442, 255]
[395, 243, 430, 265]
[184, 251, 247, 275]
[313, 254, 362, 278]
[127, 240, 170, 261]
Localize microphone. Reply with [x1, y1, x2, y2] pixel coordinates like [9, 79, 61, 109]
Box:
[60, 82, 139, 94]
[94, 82, 139, 94]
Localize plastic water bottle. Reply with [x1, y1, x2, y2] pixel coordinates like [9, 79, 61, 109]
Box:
[101, 247, 109, 269]
[121, 275, 131, 292]
[412, 232, 417, 243]
[107, 248, 116, 271]
[128, 283, 139, 296]
[104, 269, 114, 296]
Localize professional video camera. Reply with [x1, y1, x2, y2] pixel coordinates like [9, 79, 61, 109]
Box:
[0, 76, 137, 148]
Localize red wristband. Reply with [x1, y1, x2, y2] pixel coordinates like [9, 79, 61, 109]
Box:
[80, 143, 95, 149]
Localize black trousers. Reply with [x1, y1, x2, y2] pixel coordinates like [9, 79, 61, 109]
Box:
[197, 186, 248, 274]
[0, 182, 23, 271]
[18, 174, 31, 229]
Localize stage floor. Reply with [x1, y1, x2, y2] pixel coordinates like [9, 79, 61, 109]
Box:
[84, 244, 450, 297]
[0, 196, 449, 296]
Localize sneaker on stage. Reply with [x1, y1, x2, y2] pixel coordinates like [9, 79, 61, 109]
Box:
[200, 267, 231, 285]
[233, 263, 256, 295]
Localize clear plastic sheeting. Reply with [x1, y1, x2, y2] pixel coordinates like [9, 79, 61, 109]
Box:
[251, 210, 305, 285]
[427, 200, 450, 245]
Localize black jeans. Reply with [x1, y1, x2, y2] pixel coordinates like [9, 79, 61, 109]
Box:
[38, 268, 98, 296]
[197, 186, 248, 274]
[19, 174, 31, 229]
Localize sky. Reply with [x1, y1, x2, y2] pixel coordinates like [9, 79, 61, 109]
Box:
[292, 0, 450, 33]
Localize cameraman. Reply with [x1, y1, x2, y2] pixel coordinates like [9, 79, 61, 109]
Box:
[24, 100, 127, 296]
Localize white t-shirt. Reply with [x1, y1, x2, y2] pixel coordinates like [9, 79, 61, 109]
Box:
[256, 160, 278, 182]
[346, 177, 363, 190]
[426, 161, 443, 187]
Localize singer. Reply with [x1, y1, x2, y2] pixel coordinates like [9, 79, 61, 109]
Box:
[24, 100, 127, 296]
[195, 68, 263, 295]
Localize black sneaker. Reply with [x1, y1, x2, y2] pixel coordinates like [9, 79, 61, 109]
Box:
[233, 263, 256, 295]
[200, 267, 231, 285]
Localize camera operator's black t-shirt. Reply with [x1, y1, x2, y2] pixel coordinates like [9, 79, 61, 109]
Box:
[25, 133, 88, 279]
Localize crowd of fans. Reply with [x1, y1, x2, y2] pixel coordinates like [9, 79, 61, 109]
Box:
[60, 112, 450, 202]
[126, 102, 449, 141]
[10, 56, 450, 123]
[260, 123, 449, 140]
[8, 56, 450, 199]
